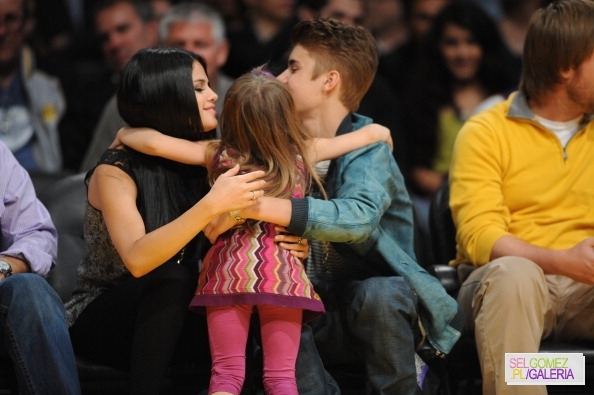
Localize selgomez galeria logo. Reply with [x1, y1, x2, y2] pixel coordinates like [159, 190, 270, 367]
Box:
[505, 353, 585, 385]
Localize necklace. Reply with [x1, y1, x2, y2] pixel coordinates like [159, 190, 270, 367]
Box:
[322, 241, 330, 272]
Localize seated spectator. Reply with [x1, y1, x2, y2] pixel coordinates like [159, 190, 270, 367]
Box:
[0, 140, 80, 394]
[498, 0, 552, 86]
[467, 0, 502, 21]
[298, 0, 363, 25]
[401, 1, 516, 239]
[0, 0, 65, 173]
[32, 0, 97, 69]
[70, 0, 158, 172]
[363, 0, 409, 61]
[212, 18, 462, 394]
[222, 0, 298, 77]
[449, 1, 594, 394]
[149, 0, 172, 20]
[203, 0, 246, 32]
[375, 0, 450, 96]
[298, 0, 410, 189]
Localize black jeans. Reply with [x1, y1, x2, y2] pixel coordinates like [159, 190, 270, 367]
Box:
[70, 262, 210, 395]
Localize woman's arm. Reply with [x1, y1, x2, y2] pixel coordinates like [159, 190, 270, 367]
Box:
[111, 127, 213, 165]
[88, 163, 265, 277]
[307, 123, 393, 163]
[205, 196, 292, 241]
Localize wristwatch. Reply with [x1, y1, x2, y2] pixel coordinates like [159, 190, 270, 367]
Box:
[0, 260, 12, 278]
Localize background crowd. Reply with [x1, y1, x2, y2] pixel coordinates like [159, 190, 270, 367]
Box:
[4, 1, 592, 395]
[1, 0, 550, 266]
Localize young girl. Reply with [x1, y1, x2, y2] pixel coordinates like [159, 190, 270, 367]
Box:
[114, 70, 392, 395]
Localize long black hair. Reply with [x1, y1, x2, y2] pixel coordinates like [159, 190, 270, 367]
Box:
[402, 2, 515, 173]
[117, 47, 211, 260]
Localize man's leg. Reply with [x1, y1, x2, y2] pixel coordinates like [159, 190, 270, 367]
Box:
[343, 276, 421, 395]
[549, 275, 594, 341]
[457, 257, 550, 395]
[0, 273, 81, 395]
[296, 324, 341, 395]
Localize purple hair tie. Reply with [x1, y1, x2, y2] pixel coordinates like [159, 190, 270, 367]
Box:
[251, 68, 275, 78]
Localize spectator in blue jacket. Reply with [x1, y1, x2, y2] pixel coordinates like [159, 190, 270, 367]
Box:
[206, 18, 462, 395]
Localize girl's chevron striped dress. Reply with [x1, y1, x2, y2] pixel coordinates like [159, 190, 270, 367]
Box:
[189, 151, 324, 323]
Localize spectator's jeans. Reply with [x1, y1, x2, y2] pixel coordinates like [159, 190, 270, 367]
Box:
[312, 276, 421, 395]
[296, 324, 341, 395]
[0, 273, 81, 395]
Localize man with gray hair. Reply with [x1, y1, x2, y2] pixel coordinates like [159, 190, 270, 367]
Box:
[159, 1, 233, 127]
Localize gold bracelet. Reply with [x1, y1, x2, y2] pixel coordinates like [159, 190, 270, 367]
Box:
[229, 210, 246, 223]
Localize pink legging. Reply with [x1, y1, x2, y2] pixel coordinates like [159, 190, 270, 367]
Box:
[206, 304, 302, 395]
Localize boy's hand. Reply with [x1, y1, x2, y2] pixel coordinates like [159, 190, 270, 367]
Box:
[275, 226, 309, 259]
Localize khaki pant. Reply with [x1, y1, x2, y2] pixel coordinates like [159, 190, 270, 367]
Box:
[457, 257, 594, 395]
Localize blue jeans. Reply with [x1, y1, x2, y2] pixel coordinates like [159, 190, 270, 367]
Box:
[296, 324, 341, 395]
[312, 276, 421, 395]
[0, 273, 80, 395]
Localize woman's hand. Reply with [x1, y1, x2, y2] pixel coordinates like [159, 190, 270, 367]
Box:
[203, 165, 266, 215]
[275, 226, 309, 259]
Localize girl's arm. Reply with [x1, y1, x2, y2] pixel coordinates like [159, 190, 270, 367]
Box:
[307, 123, 393, 164]
[112, 127, 213, 166]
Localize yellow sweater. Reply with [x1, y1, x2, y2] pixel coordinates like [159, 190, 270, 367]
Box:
[449, 92, 594, 266]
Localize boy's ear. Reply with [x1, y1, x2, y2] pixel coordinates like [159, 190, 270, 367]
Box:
[559, 66, 575, 83]
[322, 70, 340, 91]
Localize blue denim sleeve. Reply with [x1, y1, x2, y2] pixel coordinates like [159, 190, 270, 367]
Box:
[296, 142, 399, 244]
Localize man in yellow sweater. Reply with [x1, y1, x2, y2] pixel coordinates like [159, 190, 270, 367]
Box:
[449, 0, 594, 394]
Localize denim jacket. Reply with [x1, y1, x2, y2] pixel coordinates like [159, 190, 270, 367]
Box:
[288, 113, 461, 355]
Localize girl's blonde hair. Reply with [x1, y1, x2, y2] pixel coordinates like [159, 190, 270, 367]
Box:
[206, 69, 326, 199]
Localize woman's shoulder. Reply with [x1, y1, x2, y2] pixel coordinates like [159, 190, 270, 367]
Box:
[86, 148, 134, 183]
[98, 148, 131, 169]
